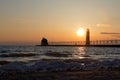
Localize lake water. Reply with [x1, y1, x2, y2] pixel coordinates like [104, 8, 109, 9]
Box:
[0, 46, 120, 62]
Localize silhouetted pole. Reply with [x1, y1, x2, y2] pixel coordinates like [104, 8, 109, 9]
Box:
[86, 29, 90, 46]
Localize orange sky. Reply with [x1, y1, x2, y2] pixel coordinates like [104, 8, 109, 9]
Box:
[0, 0, 120, 45]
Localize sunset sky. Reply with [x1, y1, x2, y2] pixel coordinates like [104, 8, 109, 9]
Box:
[0, 0, 120, 45]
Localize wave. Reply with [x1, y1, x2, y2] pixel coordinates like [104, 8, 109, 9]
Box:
[0, 53, 39, 57]
[0, 59, 120, 74]
[0, 50, 9, 53]
[45, 51, 71, 57]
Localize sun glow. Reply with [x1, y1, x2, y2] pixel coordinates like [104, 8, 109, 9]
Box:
[76, 28, 85, 36]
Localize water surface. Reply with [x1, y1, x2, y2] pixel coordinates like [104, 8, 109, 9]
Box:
[0, 46, 120, 62]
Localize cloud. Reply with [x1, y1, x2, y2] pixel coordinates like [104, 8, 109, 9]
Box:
[101, 32, 120, 38]
[101, 32, 120, 34]
[96, 24, 111, 27]
[112, 35, 120, 38]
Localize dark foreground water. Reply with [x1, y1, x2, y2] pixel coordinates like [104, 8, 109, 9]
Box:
[0, 46, 120, 80]
[0, 46, 120, 62]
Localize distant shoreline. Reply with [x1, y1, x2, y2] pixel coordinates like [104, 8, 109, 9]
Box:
[36, 45, 120, 47]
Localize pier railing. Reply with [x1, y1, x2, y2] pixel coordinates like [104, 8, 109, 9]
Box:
[48, 40, 120, 46]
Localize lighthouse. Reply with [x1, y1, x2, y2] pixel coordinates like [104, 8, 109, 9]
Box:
[86, 29, 90, 46]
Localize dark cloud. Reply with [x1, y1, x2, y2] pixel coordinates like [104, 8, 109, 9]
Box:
[101, 32, 120, 34]
[112, 35, 120, 38]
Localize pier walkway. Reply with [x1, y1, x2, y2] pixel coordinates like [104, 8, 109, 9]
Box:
[44, 40, 120, 47]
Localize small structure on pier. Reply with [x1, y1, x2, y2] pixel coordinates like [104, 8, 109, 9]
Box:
[41, 38, 48, 46]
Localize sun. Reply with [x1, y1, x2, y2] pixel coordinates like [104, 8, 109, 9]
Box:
[76, 28, 85, 36]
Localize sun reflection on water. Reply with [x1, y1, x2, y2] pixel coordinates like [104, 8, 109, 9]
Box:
[75, 47, 90, 59]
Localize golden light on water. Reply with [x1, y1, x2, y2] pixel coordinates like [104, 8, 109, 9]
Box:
[76, 28, 85, 36]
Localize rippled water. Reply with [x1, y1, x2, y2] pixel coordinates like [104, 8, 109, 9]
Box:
[0, 46, 120, 62]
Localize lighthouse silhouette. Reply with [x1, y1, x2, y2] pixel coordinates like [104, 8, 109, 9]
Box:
[86, 29, 90, 46]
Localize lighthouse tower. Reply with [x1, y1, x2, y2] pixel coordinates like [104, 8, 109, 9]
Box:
[86, 29, 90, 46]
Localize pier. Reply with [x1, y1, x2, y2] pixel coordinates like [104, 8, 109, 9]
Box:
[38, 29, 120, 47]
[47, 40, 120, 47]
[36, 40, 120, 47]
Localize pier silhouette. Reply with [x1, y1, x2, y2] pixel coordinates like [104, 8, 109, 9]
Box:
[38, 29, 120, 47]
[48, 40, 120, 47]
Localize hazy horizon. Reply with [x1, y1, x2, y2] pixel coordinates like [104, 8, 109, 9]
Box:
[0, 0, 120, 45]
